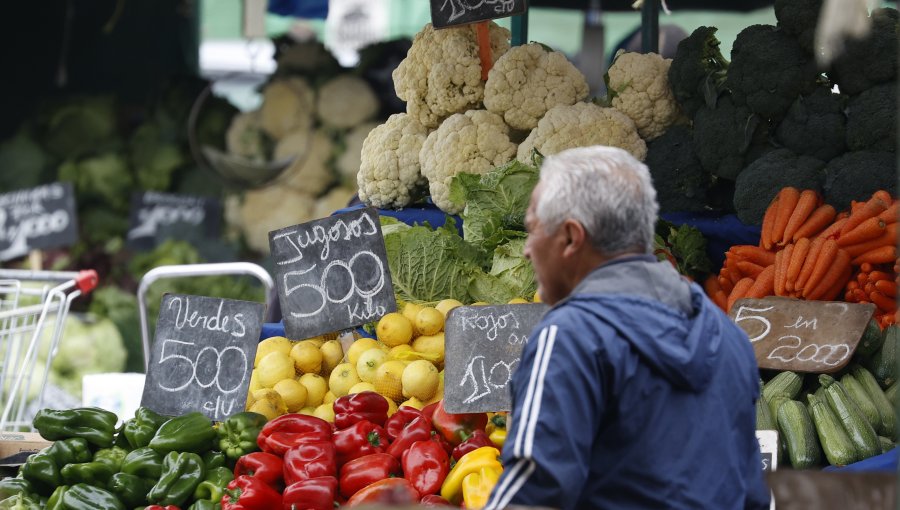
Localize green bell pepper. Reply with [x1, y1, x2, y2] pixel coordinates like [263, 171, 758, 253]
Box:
[19, 451, 60, 496]
[202, 450, 226, 471]
[107, 473, 154, 508]
[217, 411, 267, 461]
[193, 466, 234, 502]
[0, 478, 35, 500]
[148, 412, 216, 454]
[47, 438, 93, 466]
[45, 486, 68, 510]
[94, 446, 129, 471]
[188, 500, 221, 510]
[58, 483, 125, 510]
[147, 451, 205, 507]
[33, 407, 118, 448]
[0, 493, 43, 510]
[60, 461, 116, 487]
[122, 408, 168, 450]
[120, 447, 163, 480]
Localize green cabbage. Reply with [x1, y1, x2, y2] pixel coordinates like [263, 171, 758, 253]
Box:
[489, 238, 537, 299]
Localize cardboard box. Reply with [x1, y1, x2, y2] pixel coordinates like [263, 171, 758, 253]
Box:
[0, 432, 51, 466]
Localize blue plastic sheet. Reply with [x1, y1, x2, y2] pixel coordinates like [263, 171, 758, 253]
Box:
[267, 0, 328, 19]
[823, 448, 898, 473]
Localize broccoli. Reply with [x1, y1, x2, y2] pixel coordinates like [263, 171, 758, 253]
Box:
[824, 151, 897, 211]
[667, 26, 729, 116]
[845, 82, 896, 153]
[129, 122, 186, 191]
[774, 0, 822, 54]
[775, 85, 847, 162]
[0, 130, 52, 192]
[58, 152, 133, 212]
[726, 25, 819, 120]
[645, 125, 712, 213]
[692, 94, 769, 181]
[733, 148, 826, 225]
[38, 96, 119, 160]
[829, 8, 899, 96]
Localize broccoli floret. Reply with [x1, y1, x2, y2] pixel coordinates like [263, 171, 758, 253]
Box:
[645, 125, 712, 213]
[845, 82, 896, 153]
[726, 25, 819, 120]
[733, 148, 825, 225]
[667, 26, 729, 116]
[824, 151, 897, 211]
[829, 8, 899, 96]
[775, 85, 847, 161]
[692, 94, 769, 181]
[774, 0, 822, 53]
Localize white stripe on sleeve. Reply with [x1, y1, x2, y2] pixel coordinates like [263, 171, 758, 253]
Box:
[513, 326, 549, 457]
[483, 458, 534, 510]
[523, 325, 558, 458]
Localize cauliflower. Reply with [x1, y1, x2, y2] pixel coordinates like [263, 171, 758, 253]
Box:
[316, 75, 380, 129]
[516, 102, 647, 162]
[225, 111, 270, 162]
[238, 185, 317, 254]
[484, 43, 589, 131]
[314, 186, 357, 219]
[259, 77, 316, 140]
[393, 22, 511, 128]
[607, 52, 682, 141]
[357, 113, 430, 210]
[336, 121, 380, 185]
[420, 109, 518, 214]
[276, 129, 337, 197]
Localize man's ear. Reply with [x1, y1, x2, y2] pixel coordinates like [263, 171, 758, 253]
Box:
[561, 219, 587, 257]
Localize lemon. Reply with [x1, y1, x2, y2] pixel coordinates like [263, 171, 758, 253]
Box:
[374, 360, 407, 402]
[299, 406, 317, 416]
[245, 390, 256, 410]
[298, 373, 328, 407]
[425, 371, 445, 405]
[402, 360, 439, 401]
[376, 313, 414, 347]
[329, 362, 360, 397]
[299, 336, 325, 348]
[291, 342, 323, 375]
[356, 348, 388, 383]
[533, 291, 541, 303]
[347, 337, 381, 366]
[255, 336, 292, 366]
[349, 382, 377, 394]
[257, 352, 296, 388]
[402, 302, 424, 330]
[250, 388, 287, 417]
[323, 391, 337, 405]
[273, 378, 308, 412]
[435, 299, 464, 317]
[388, 344, 415, 360]
[400, 397, 426, 410]
[249, 399, 281, 421]
[471, 301, 489, 306]
[319, 340, 344, 376]
[386, 397, 399, 417]
[313, 403, 335, 423]
[508, 297, 529, 304]
[412, 332, 445, 364]
[248, 370, 263, 393]
[415, 307, 445, 336]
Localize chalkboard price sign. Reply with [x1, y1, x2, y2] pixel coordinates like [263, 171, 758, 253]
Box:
[0, 182, 77, 261]
[141, 294, 265, 421]
[430, 0, 528, 29]
[729, 298, 876, 373]
[127, 192, 222, 250]
[444, 303, 548, 413]
[269, 207, 397, 340]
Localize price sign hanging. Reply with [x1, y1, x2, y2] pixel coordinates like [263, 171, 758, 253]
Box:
[0, 182, 78, 261]
[430, 0, 528, 29]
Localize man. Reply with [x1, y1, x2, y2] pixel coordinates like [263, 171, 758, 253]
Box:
[485, 146, 770, 510]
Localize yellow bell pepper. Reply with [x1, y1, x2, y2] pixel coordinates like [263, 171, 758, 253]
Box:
[440, 446, 502, 505]
[462, 466, 501, 509]
[487, 413, 507, 448]
[488, 427, 507, 449]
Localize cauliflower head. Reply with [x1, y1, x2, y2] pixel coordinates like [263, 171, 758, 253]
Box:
[336, 121, 380, 185]
[484, 43, 589, 131]
[277, 129, 337, 197]
[225, 111, 270, 162]
[420, 109, 518, 214]
[607, 52, 682, 141]
[239, 185, 316, 254]
[393, 22, 511, 129]
[357, 113, 430, 210]
[517, 102, 647, 162]
[314, 186, 357, 219]
[316, 75, 380, 129]
[260, 77, 316, 140]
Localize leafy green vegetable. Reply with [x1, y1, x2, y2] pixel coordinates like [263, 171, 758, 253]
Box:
[0, 130, 53, 192]
[129, 122, 186, 191]
[40, 96, 120, 160]
[58, 152, 133, 211]
[489, 238, 536, 300]
[89, 287, 144, 373]
[654, 221, 712, 281]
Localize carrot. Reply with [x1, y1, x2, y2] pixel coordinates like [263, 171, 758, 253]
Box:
[771, 188, 801, 248]
[785, 237, 810, 292]
[819, 264, 853, 301]
[711, 289, 728, 311]
[861, 263, 874, 273]
[745, 264, 776, 299]
[729, 245, 777, 267]
[704, 274, 721, 296]
[793, 204, 837, 241]
[806, 248, 851, 301]
[852, 245, 898, 266]
[727, 277, 756, 312]
[802, 239, 839, 298]
[795, 237, 826, 292]
[845, 225, 899, 257]
[857, 271, 869, 287]
[847, 279, 860, 291]
[760, 194, 779, 249]
[735, 260, 766, 278]
[815, 217, 848, 241]
[868, 271, 893, 282]
[836, 217, 887, 246]
[869, 291, 896, 314]
[878, 202, 899, 223]
[775, 245, 792, 296]
[475, 22, 494, 81]
[781, 190, 818, 245]
[841, 197, 889, 235]
[865, 282, 876, 295]
[873, 190, 893, 204]
[718, 275, 734, 295]
[875, 279, 897, 297]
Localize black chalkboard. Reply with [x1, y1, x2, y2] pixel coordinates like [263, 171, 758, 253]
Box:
[430, 0, 528, 28]
[0, 182, 78, 261]
[127, 191, 222, 251]
[140, 294, 265, 421]
[269, 207, 397, 340]
[444, 303, 548, 413]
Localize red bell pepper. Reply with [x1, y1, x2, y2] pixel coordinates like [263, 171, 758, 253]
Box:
[431, 400, 488, 446]
[420, 494, 453, 506]
[385, 406, 425, 440]
[333, 391, 389, 430]
[258, 414, 332, 456]
[281, 476, 338, 510]
[451, 429, 494, 461]
[345, 478, 420, 507]
[145, 506, 180, 510]
[333, 420, 390, 465]
[421, 402, 439, 422]
[283, 440, 337, 486]
[402, 439, 450, 496]
[221, 475, 283, 510]
[338, 452, 401, 499]
[234, 451, 284, 489]
[431, 431, 453, 456]
[386, 415, 432, 459]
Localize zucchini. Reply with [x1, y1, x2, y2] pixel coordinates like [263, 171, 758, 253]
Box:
[763, 371, 803, 401]
[807, 393, 858, 466]
[776, 400, 821, 469]
[885, 381, 899, 407]
[840, 373, 881, 432]
[867, 325, 899, 388]
[820, 375, 882, 460]
[851, 365, 896, 440]
[756, 396, 777, 431]
[878, 436, 895, 453]
[855, 319, 884, 359]
[767, 395, 791, 427]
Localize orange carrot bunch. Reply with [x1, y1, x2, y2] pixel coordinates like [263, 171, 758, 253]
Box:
[845, 262, 898, 328]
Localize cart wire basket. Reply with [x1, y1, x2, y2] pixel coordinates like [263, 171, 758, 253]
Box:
[0, 269, 98, 432]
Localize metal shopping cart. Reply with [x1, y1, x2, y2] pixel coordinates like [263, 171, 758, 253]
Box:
[0, 269, 98, 432]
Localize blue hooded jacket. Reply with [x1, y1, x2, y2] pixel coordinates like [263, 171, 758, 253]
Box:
[485, 255, 770, 510]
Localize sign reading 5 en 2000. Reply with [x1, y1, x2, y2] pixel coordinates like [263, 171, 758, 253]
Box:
[269, 207, 397, 340]
[0, 183, 78, 261]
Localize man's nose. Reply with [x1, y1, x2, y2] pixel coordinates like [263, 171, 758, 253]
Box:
[523, 241, 531, 260]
